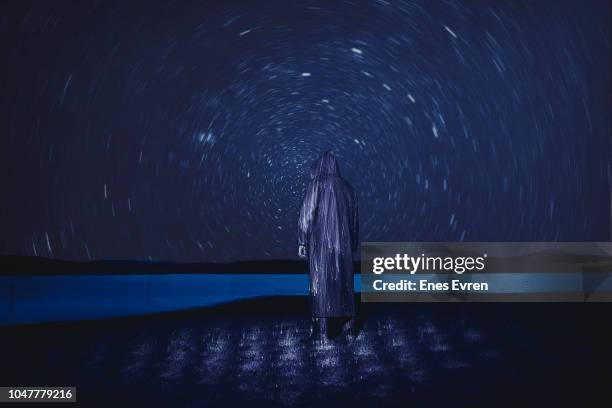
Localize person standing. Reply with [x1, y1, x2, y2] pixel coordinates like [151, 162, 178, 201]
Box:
[298, 150, 358, 338]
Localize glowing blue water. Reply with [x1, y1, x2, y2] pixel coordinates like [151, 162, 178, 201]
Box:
[0, 274, 361, 325]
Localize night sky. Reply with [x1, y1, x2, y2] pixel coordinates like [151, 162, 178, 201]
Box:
[1, 0, 610, 262]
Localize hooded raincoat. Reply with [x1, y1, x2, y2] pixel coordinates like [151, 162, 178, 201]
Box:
[298, 150, 358, 317]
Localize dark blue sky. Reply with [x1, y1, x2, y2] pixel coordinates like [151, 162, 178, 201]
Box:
[1, 0, 610, 262]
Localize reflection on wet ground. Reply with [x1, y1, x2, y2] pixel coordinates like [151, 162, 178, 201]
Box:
[1, 297, 610, 406]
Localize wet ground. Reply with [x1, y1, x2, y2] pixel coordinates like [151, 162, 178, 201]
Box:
[1, 297, 610, 407]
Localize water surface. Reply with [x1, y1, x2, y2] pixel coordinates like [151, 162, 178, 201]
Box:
[0, 274, 361, 325]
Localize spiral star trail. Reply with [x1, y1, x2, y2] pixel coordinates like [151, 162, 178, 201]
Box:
[1, 0, 609, 261]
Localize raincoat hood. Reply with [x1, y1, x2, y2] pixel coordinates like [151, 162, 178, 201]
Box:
[311, 150, 340, 178]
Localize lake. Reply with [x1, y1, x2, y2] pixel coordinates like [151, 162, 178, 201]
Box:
[0, 274, 361, 325]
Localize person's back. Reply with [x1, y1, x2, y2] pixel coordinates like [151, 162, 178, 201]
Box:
[310, 172, 355, 262]
[298, 150, 358, 336]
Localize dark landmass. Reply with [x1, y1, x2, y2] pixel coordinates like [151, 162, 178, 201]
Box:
[0, 255, 353, 275]
[2, 247, 611, 276]
[1, 297, 610, 406]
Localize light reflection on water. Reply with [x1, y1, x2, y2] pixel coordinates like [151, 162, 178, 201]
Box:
[108, 313, 484, 403]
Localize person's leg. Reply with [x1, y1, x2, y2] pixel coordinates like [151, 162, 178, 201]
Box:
[309, 317, 328, 340]
[341, 316, 356, 337]
[319, 317, 328, 339]
[308, 317, 315, 338]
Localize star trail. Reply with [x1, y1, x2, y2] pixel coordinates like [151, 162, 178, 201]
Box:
[1, 0, 610, 261]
